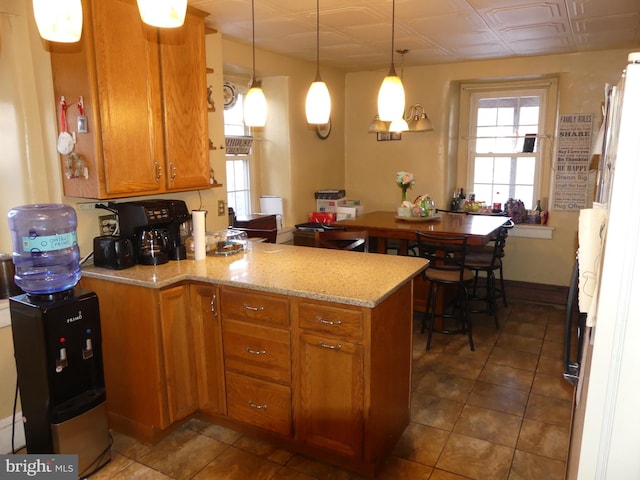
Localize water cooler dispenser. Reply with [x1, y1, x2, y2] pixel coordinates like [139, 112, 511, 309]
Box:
[7, 204, 111, 476]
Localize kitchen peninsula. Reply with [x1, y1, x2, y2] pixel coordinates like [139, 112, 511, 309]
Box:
[80, 242, 427, 477]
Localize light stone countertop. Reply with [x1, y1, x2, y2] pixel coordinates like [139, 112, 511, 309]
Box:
[81, 242, 428, 308]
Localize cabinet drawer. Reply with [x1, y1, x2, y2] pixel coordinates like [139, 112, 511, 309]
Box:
[222, 319, 291, 385]
[221, 288, 289, 327]
[226, 371, 291, 437]
[298, 302, 363, 341]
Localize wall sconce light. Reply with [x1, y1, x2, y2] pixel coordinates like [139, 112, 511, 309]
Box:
[368, 104, 434, 134]
[32, 0, 83, 43]
[377, 0, 405, 122]
[243, 0, 267, 127]
[136, 0, 187, 28]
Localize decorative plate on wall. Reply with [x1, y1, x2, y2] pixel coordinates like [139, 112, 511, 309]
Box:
[223, 81, 238, 110]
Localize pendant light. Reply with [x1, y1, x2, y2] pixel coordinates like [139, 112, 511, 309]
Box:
[137, 0, 187, 28]
[244, 0, 267, 127]
[377, 0, 405, 122]
[305, 0, 331, 124]
[32, 0, 83, 43]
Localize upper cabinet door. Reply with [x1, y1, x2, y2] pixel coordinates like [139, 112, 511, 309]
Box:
[91, 0, 165, 196]
[159, 12, 210, 191]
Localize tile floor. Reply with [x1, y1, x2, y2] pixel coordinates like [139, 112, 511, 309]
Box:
[89, 301, 575, 480]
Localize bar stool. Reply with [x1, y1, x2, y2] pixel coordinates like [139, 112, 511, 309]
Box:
[415, 232, 475, 351]
[315, 230, 369, 252]
[464, 227, 509, 329]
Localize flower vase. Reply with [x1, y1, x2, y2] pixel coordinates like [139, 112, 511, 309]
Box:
[401, 189, 408, 203]
[397, 188, 412, 217]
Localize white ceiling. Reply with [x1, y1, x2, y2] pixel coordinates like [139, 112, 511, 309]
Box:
[188, 0, 640, 72]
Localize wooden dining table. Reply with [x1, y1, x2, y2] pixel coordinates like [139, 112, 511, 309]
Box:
[334, 211, 511, 312]
[334, 210, 510, 254]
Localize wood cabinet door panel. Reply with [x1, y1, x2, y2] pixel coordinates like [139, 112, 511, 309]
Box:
[296, 333, 364, 458]
[226, 371, 292, 437]
[222, 319, 291, 385]
[221, 288, 289, 327]
[190, 284, 226, 415]
[159, 12, 210, 191]
[297, 301, 363, 341]
[91, 0, 165, 195]
[159, 285, 198, 423]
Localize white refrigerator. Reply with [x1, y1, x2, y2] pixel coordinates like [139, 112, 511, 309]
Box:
[566, 52, 640, 479]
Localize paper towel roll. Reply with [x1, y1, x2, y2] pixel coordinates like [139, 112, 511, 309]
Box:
[192, 210, 206, 261]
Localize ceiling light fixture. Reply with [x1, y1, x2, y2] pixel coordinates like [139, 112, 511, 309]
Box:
[305, 0, 331, 124]
[136, 0, 187, 28]
[368, 105, 434, 134]
[377, 0, 405, 122]
[244, 0, 267, 127]
[32, 0, 83, 43]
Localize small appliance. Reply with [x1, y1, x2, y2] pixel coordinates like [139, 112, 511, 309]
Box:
[114, 199, 191, 265]
[93, 236, 135, 270]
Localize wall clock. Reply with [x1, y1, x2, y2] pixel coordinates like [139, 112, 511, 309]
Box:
[316, 118, 331, 140]
[223, 81, 238, 110]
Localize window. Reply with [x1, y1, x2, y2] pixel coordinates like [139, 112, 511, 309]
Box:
[467, 87, 548, 209]
[224, 93, 252, 217]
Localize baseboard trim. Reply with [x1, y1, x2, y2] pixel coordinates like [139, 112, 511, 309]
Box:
[0, 413, 25, 454]
[504, 280, 569, 306]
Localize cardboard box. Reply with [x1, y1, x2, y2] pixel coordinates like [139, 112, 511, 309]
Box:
[336, 205, 365, 220]
[316, 198, 347, 212]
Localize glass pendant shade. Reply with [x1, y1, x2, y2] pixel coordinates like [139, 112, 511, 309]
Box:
[306, 77, 331, 124]
[32, 0, 83, 43]
[378, 69, 405, 122]
[136, 0, 187, 28]
[410, 113, 434, 132]
[368, 115, 387, 133]
[244, 81, 267, 127]
[389, 117, 408, 133]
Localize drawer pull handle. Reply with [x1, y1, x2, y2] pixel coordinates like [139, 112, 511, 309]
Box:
[248, 401, 267, 410]
[245, 347, 266, 355]
[243, 303, 264, 312]
[318, 341, 342, 350]
[318, 316, 342, 326]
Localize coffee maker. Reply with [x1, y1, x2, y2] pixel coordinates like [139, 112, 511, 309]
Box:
[114, 200, 190, 265]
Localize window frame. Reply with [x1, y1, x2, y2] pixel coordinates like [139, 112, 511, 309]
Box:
[458, 78, 558, 211]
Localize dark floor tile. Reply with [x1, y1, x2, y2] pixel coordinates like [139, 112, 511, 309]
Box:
[393, 422, 449, 466]
[437, 433, 514, 480]
[185, 417, 243, 444]
[544, 322, 565, 343]
[270, 467, 318, 479]
[502, 321, 545, 339]
[496, 332, 543, 355]
[536, 355, 563, 376]
[478, 363, 535, 392]
[429, 469, 473, 480]
[376, 456, 433, 479]
[415, 370, 476, 402]
[428, 352, 486, 380]
[109, 462, 174, 480]
[411, 391, 465, 431]
[540, 339, 564, 359]
[111, 431, 152, 460]
[232, 436, 293, 465]
[285, 454, 364, 480]
[488, 346, 539, 372]
[453, 404, 522, 447]
[508, 449, 565, 480]
[517, 419, 569, 461]
[531, 372, 574, 401]
[193, 446, 281, 480]
[467, 381, 529, 416]
[88, 452, 133, 479]
[525, 393, 573, 427]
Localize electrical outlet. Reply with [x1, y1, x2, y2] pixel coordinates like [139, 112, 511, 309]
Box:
[217, 200, 226, 216]
[98, 214, 117, 236]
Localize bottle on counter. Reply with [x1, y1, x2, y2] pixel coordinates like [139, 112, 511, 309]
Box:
[533, 200, 542, 224]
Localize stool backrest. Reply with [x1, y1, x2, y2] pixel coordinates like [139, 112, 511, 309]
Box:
[415, 232, 469, 281]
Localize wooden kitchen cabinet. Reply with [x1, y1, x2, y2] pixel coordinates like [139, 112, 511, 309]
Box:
[79, 278, 198, 443]
[190, 283, 226, 416]
[50, 0, 210, 199]
[219, 287, 293, 437]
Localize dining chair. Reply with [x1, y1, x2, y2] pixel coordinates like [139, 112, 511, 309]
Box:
[415, 232, 475, 351]
[314, 230, 369, 252]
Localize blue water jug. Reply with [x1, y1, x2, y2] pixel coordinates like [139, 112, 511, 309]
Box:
[7, 204, 81, 294]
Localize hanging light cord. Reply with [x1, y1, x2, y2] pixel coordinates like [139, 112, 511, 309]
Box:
[315, 0, 320, 74]
[390, 0, 396, 67]
[251, 0, 257, 82]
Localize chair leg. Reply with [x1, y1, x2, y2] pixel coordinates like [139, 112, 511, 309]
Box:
[426, 283, 439, 351]
[487, 270, 500, 329]
[461, 285, 474, 351]
[421, 280, 434, 334]
[497, 263, 507, 306]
